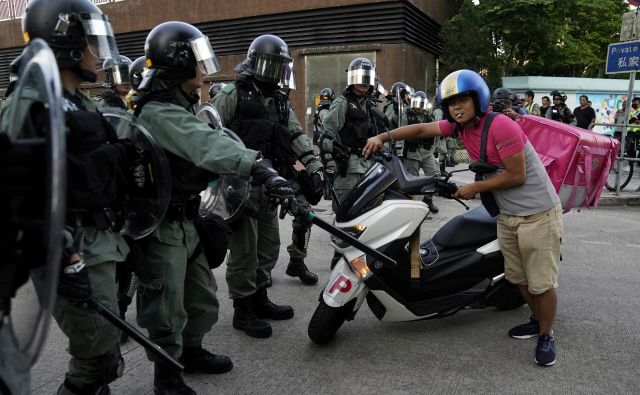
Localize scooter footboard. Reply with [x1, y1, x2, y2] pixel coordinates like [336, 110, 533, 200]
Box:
[322, 258, 368, 310]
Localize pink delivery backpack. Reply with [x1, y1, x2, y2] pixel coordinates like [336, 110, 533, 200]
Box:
[515, 115, 620, 213]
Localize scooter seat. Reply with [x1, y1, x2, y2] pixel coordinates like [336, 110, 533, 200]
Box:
[389, 155, 438, 195]
[432, 205, 497, 249]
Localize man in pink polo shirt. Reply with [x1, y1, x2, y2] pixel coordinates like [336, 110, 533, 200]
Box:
[363, 69, 563, 367]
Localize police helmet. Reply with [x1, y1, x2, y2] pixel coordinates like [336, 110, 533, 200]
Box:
[128, 56, 147, 92]
[436, 69, 490, 122]
[234, 34, 292, 84]
[103, 55, 132, 88]
[319, 87, 335, 105]
[22, 0, 119, 71]
[208, 82, 226, 98]
[390, 82, 412, 103]
[410, 91, 429, 110]
[550, 90, 566, 102]
[141, 21, 220, 91]
[347, 57, 375, 87]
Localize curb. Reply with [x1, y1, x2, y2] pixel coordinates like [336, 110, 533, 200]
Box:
[597, 193, 640, 207]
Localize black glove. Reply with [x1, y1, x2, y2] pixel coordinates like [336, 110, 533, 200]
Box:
[120, 140, 146, 189]
[251, 158, 296, 212]
[58, 247, 92, 306]
[311, 170, 325, 198]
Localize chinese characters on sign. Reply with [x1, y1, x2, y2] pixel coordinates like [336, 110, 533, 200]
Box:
[606, 40, 640, 74]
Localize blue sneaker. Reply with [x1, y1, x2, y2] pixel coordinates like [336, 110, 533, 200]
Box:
[508, 315, 539, 339]
[535, 334, 556, 366]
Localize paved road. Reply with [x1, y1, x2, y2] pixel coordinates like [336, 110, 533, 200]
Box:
[21, 183, 639, 394]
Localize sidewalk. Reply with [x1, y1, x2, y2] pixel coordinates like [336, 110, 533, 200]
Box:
[445, 163, 640, 207]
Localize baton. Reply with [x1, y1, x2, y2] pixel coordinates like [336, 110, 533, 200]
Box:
[92, 299, 184, 371]
[297, 207, 397, 269]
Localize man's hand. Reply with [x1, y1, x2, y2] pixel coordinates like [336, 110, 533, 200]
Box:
[363, 136, 385, 158]
[454, 183, 478, 200]
[58, 248, 93, 307]
[502, 107, 520, 121]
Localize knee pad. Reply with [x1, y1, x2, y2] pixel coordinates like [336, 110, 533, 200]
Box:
[291, 216, 312, 252]
[99, 344, 125, 384]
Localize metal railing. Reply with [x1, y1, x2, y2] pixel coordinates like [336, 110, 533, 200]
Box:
[0, 0, 123, 21]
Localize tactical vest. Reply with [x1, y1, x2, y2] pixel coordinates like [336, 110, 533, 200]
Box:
[338, 92, 376, 150]
[370, 103, 390, 134]
[64, 92, 127, 229]
[96, 90, 127, 110]
[229, 79, 297, 175]
[134, 91, 213, 200]
[404, 108, 434, 150]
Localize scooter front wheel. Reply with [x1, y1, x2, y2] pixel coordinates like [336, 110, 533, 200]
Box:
[308, 301, 349, 344]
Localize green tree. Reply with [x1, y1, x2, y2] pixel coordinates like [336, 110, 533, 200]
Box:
[439, 0, 628, 86]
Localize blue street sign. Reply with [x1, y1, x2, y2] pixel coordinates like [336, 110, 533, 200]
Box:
[606, 40, 640, 74]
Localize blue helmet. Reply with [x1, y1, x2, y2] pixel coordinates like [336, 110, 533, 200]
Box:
[436, 69, 490, 122]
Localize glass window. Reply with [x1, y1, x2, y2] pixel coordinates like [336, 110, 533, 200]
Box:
[303, 52, 375, 135]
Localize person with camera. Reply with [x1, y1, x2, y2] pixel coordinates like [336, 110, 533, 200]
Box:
[545, 90, 576, 125]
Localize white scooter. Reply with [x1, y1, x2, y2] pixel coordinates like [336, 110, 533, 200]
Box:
[306, 150, 524, 344]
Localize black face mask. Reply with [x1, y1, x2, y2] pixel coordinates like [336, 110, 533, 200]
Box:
[633, 102, 638, 110]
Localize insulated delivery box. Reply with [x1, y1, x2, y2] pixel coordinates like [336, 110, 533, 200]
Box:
[516, 115, 619, 213]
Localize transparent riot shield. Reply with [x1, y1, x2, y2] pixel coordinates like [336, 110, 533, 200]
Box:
[0, 38, 65, 395]
[100, 108, 171, 239]
[196, 102, 224, 130]
[195, 105, 250, 223]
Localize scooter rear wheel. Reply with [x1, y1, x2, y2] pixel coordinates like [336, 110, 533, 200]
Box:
[308, 301, 348, 344]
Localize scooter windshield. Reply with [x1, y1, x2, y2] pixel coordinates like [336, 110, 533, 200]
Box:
[335, 162, 397, 222]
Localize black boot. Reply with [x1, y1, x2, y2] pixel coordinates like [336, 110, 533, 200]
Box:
[179, 346, 233, 374]
[232, 297, 272, 338]
[153, 362, 196, 395]
[59, 379, 110, 395]
[251, 287, 294, 320]
[286, 259, 318, 285]
[422, 195, 439, 214]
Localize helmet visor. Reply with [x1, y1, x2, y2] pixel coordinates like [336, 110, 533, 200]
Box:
[410, 96, 428, 110]
[107, 64, 130, 85]
[80, 14, 119, 60]
[253, 53, 291, 84]
[279, 62, 296, 90]
[347, 67, 375, 86]
[376, 82, 388, 97]
[189, 36, 221, 76]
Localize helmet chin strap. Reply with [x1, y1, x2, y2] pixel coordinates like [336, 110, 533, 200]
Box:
[71, 66, 98, 83]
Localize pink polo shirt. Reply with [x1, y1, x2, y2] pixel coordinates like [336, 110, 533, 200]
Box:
[438, 113, 526, 164]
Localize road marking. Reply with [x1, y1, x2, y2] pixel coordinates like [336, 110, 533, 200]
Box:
[580, 240, 612, 245]
[627, 244, 640, 248]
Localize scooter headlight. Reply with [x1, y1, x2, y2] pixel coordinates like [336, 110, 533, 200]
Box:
[332, 224, 367, 248]
[348, 255, 372, 279]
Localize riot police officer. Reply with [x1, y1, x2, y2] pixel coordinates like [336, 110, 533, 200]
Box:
[313, 87, 335, 146]
[18, 0, 132, 393]
[403, 91, 439, 213]
[210, 34, 324, 338]
[385, 81, 413, 129]
[135, 23, 295, 393]
[545, 90, 576, 125]
[125, 55, 147, 110]
[94, 55, 132, 110]
[321, 57, 379, 212]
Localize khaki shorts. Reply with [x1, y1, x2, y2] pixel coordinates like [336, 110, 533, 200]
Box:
[497, 203, 563, 295]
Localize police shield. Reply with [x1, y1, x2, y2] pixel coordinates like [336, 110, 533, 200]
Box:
[196, 102, 224, 130]
[0, 39, 65, 394]
[195, 105, 249, 223]
[100, 108, 171, 239]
